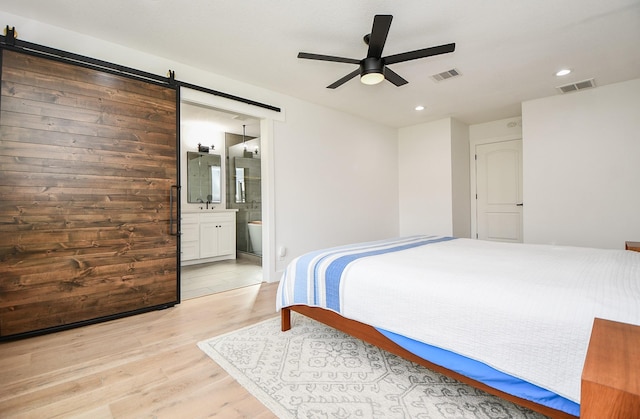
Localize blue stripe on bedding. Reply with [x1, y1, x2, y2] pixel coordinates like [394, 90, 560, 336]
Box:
[324, 236, 455, 312]
[290, 237, 414, 307]
[285, 236, 450, 310]
[377, 328, 580, 417]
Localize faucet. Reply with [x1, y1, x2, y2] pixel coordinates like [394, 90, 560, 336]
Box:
[206, 200, 210, 210]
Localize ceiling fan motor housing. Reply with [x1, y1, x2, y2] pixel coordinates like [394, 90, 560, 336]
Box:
[361, 57, 384, 77]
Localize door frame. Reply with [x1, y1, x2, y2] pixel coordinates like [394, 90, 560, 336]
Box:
[180, 88, 285, 283]
[469, 134, 523, 240]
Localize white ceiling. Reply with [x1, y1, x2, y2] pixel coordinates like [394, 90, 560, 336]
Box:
[2, 1, 639, 128]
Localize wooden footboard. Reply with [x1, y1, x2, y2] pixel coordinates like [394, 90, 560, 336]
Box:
[281, 305, 577, 419]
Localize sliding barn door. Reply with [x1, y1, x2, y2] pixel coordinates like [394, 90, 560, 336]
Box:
[0, 50, 179, 338]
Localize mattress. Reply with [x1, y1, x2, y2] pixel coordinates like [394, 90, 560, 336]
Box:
[277, 235, 640, 413]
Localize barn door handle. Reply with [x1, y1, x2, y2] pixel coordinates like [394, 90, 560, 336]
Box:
[170, 185, 180, 236]
[516, 203, 524, 206]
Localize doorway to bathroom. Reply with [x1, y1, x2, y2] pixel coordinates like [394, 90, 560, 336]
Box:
[179, 101, 263, 300]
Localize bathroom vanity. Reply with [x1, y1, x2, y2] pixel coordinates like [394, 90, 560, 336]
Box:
[181, 210, 237, 265]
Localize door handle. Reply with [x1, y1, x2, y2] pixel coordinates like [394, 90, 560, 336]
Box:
[516, 203, 524, 206]
[170, 185, 180, 235]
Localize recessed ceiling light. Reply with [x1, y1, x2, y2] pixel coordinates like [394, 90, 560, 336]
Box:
[555, 69, 571, 76]
[415, 105, 425, 111]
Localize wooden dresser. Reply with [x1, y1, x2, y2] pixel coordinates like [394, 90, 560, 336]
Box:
[625, 241, 640, 252]
[581, 318, 640, 418]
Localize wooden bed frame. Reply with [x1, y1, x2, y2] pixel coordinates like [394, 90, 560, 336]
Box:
[281, 305, 577, 419]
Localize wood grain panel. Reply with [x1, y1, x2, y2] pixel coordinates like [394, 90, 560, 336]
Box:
[0, 49, 178, 338]
[581, 319, 640, 418]
[2, 52, 175, 102]
[0, 125, 177, 157]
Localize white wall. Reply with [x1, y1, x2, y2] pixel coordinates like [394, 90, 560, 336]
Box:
[273, 96, 398, 272]
[398, 118, 470, 237]
[522, 78, 640, 249]
[470, 117, 523, 143]
[450, 118, 471, 238]
[1, 11, 400, 280]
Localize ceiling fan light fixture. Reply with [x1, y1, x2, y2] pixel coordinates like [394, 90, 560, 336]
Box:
[361, 72, 384, 85]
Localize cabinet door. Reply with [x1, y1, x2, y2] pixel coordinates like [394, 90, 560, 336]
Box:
[199, 222, 220, 258]
[217, 221, 236, 256]
[181, 241, 200, 261]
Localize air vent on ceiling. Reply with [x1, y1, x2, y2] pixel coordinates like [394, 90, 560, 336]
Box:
[556, 78, 596, 94]
[431, 68, 461, 82]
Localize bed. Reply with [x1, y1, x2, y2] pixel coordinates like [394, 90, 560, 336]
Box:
[276, 235, 640, 418]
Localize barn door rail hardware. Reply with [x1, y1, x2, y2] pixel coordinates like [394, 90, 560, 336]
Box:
[1, 25, 282, 113]
[1, 25, 169, 87]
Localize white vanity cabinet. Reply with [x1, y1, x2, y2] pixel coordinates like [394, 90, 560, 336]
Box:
[180, 214, 200, 261]
[200, 215, 235, 258]
[181, 211, 236, 265]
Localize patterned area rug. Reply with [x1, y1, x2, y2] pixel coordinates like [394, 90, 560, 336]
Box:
[198, 313, 548, 419]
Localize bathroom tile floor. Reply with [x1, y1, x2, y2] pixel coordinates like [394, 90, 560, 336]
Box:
[180, 258, 263, 300]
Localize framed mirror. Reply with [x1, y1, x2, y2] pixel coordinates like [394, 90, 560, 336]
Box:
[187, 151, 221, 203]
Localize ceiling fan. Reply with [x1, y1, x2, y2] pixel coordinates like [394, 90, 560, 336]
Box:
[298, 15, 455, 89]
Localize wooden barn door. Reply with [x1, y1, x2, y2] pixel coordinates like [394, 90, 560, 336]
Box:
[0, 49, 179, 338]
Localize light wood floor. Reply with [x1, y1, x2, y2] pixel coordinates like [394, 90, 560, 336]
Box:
[0, 282, 280, 418]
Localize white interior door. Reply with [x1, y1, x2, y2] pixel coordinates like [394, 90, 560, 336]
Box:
[476, 139, 523, 242]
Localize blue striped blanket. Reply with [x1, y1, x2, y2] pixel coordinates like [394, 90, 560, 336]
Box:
[276, 235, 455, 313]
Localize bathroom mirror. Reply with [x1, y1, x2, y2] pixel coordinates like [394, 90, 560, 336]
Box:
[187, 151, 221, 204]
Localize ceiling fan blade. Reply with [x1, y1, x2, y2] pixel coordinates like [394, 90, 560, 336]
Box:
[327, 69, 360, 89]
[367, 15, 393, 58]
[298, 52, 360, 64]
[384, 67, 408, 87]
[384, 43, 456, 65]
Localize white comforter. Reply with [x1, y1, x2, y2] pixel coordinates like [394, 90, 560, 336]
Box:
[277, 236, 640, 403]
